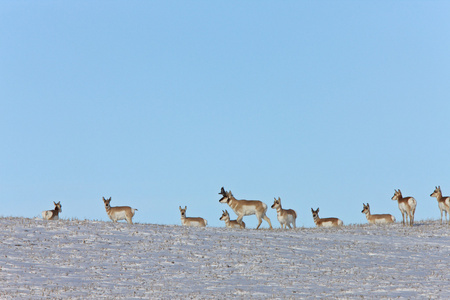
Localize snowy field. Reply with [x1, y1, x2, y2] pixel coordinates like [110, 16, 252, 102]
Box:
[0, 217, 449, 299]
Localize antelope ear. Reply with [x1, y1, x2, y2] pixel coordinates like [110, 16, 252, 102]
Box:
[179, 206, 182, 210]
[184, 206, 187, 210]
[278, 197, 281, 201]
[53, 201, 57, 205]
[311, 208, 314, 212]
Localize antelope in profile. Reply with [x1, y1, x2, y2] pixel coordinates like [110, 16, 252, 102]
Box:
[103, 197, 137, 224]
[42, 201, 62, 220]
[179, 206, 207, 227]
[219, 187, 272, 229]
[311, 208, 343, 227]
[271, 197, 297, 229]
[220, 210, 245, 229]
[361, 203, 395, 224]
[430, 186, 450, 224]
[391, 189, 417, 226]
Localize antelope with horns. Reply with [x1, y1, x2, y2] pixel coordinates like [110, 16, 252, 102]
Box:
[361, 203, 395, 224]
[391, 189, 417, 226]
[42, 201, 62, 220]
[179, 206, 207, 227]
[311, 208, 343, 228]
[220, 210, 245, 229]
[271, 197, 297, 229]
[219, 187, 272, 229]
[430, 186, 450, 224]
[103, 197, 137, 224]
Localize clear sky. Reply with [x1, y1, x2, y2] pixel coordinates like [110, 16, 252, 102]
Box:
[1, 1, 450, 228]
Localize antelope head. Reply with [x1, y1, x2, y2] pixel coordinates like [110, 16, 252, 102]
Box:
[103, 197, 112, 208]
[361, 203, 370, 214]
[391, 189, 402, 201]
[179, 206, 187, 217]
[311, 207, 319, 218]
[54, 201, 62, 213]
[220, 210, 230, 221]
[430, 186, 442, 198]
[271, 197, 281, 209]
[219, 190, 233, 203]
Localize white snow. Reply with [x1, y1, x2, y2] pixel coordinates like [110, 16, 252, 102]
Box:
[0, 217, 449, 299]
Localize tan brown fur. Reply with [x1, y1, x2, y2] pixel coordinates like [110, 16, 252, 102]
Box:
[103, 197, 137, 224]
[179, 206, 207, 227]
[311, 208, 343, 227]
[271, 197, 297, 229]
[220, 210, 245, 229]
[430, 186, 450, 224]
[361, 203, 395, 224]
[391, 189, 417, 226]
[219, 187, 272, 229]
[42, 201, 62, 220]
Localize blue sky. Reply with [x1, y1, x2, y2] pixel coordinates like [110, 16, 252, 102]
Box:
[1, 1, 450, 228]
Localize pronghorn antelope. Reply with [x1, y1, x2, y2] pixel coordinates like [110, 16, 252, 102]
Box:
[271, 197, 297, 229]
[391, 189, 417, 226]
[311, 208, 343, 227]
[42, 201, 62, 220]
[220, 210, 245, 229]
[219, 187, 272, 229]
[430, 186, 450, 224]
[361, 203, 395, 224]
[179, 206, 207, 227]
[103, 197, 137, 224]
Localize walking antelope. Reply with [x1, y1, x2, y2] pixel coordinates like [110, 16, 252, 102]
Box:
[361, 203, 395, 224]
[42, 201, 62, 220]
[430, 186, 450, 224]
[271, 197, 297, 229]
[220, 210, 245, 229]
[311, 208, 343, 227]
[103, 197, 137, 224]
[179, 206, 207, 227]
[219, 187, 272, 229]
[391, 189, 417, 226]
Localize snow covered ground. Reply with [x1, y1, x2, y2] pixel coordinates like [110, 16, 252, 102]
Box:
[0, 217, 449, 299]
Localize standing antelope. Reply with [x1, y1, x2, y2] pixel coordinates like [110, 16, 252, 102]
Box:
[42, 201, 62, 220]
[361, 203, 395, 224]
[219, 187, 272, 229]
[179, 206, 207, 227]
[271, 197, 297, 229]
[311, 208, 343, 227]
[220, 210, 245, 229]
[103, 197, 137, 224]
[391, 189, 417, 226]
[430, 186, 450, 224]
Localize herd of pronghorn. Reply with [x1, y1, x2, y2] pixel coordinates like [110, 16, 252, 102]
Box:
[41, 186, 450, 228]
